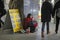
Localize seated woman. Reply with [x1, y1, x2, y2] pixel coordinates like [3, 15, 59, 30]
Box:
[24, 13, 37, 33]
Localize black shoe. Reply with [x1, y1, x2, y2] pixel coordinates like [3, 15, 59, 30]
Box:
[55, 31, 58, 34]
[55, 30, 58, 34]
[41, 32, 44, 38]
[47, 32, 50, 34]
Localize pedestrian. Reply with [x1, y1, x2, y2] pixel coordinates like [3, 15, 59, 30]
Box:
[41, 0, 53, 38]
[53, 0, 60, 34]
[0, 0, 6, 28]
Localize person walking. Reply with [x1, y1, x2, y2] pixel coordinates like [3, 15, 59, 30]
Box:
[53, 0, 60, 34]
[0, 0, 6, 28]
[41, 0, 53, 38]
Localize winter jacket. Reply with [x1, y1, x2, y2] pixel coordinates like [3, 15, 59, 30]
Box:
[41, 1, 53, 22]
[53, 1, 60, 18]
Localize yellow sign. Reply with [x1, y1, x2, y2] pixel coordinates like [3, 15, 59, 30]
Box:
[9, 9, 22, 32]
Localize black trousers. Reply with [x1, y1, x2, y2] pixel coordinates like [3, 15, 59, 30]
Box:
[26, 25, 35, 33]
[30, 26, 35, 33]
[0, 19, 4, 28]
[42, 22, 49, 32]
[55, 16, 60, 32]
[26, 21, 35, 33]
[0, 18, 1, 28]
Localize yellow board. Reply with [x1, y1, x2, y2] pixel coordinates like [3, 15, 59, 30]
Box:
[9, 9, 22, 32]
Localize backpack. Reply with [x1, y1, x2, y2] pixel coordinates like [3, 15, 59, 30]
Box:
[56, 8, 60, 17]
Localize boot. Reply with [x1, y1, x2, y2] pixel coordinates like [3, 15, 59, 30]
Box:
[47, 31, 50, 34]
[41, 32, 44, 38]
[55, 30, 58, 34]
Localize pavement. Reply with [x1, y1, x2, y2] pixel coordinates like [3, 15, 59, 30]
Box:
[0, 21, 60, 40]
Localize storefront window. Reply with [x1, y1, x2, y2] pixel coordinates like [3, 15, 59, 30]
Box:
[24, 0, 39, 20]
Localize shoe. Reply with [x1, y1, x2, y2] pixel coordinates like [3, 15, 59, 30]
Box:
[47, 32, 50, 34]
[55, 31, 58, 34]
[41, 32, 44, 38]
[0, 28, 1, 31]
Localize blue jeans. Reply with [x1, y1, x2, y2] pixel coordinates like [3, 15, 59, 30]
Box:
[41, 22, 49, 32]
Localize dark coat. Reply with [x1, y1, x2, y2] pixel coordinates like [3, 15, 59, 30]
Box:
[0, 0, 6, 18]
[0, 0, 4, 9]
[53, 1, 60, 18]
[41, 1, 53, 22]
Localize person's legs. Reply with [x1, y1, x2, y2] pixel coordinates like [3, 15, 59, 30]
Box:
[0, 19, 1, 28]
[42, 22, 45, 32]
[41, 22, 45, 37]
[55, 16, 59, 34]
[46, 22, 50, 34]
[30, 26, 35, 33]
[0, 9, 6, 28]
